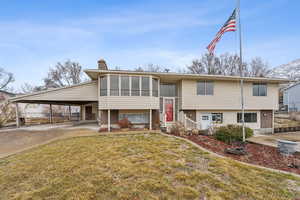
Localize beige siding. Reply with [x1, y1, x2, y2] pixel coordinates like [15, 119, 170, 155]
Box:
[99, 96, 159, 109]
[15, 82, 98, 102]
[182, 80, 279, 110]
[196, 110, 261, 130]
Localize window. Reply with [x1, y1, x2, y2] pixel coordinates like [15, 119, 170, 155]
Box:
[121, 76, 130, 96]
[152, 78, 159, 97]
[253, 83, 267, 96]
[110, 75, 119, 96]
[119, 113, 149, 124]
[141, 77, 150, 96]
[100, 76, 107, 96]
[131, 76, 140, 96]
[237, 113, 257, 123]
[197, 81, 214, 95]
[212, 113, 223, 124]
[160, 84, 176, 97]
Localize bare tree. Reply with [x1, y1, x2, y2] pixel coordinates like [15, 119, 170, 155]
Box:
[135, 63, 169, 72]
[246, 57, 271, 77]
[20, 83, 45, 94]
[187, 53, 269, 77]
[0, 68, 14, 91]
[43, 60, 85, 88]
[0, 101, 15, 127]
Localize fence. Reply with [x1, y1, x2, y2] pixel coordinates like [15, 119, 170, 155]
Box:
[274, 126, 300, 133]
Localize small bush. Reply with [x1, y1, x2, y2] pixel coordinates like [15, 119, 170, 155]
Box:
[117, 118, 132, 129]
[170, 121, 185, 136]
[214, 124, 253, 144]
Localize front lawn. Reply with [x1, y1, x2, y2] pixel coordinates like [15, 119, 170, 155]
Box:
[0, 133, 300, 200]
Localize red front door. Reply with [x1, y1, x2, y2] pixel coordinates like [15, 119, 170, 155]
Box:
[165, 99, 174, 122]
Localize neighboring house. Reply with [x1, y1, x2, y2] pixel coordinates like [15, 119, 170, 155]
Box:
[10, 59, 287, 133]
[283, 82, 300, 112]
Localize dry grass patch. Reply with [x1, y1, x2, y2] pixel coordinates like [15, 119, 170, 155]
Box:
[0, 133, 300, 200]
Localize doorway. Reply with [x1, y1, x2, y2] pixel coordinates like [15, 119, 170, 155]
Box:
[163, 97, 175, 124]
[85, 106, 93, 120]
[198, 113, 212, 130]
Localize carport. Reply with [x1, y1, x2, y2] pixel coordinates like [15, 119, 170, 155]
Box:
[9, 81, 99, 127]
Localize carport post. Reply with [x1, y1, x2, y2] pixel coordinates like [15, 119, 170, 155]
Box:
[108, 109, 111, 132]
[15, 103, 20, 128]
[49, 104, 53, 124]
[68, 105, 71, 121]
[149, 109, 152, 130]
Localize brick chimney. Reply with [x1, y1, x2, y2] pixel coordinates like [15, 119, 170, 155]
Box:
[98, 59, 108, 70]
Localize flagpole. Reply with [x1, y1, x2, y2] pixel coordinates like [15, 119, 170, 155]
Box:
[237, 0, 246, 142]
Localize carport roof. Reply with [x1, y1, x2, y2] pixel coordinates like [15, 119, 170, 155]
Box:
[9, 81, 98, 105]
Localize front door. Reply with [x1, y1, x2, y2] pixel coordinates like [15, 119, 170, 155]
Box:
[164, 98, 175, 123]
[199, 113, 212, 130]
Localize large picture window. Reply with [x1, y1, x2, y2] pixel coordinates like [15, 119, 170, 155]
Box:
[131, 76, 140, 96]
[197, 81, 214, 95]
[110, 75, 119, 96]
[253, 83, 267, 96]
[100, 76, 107, 96]
[119, 113, 149, 124]
[237, 113, 257, 123]
[121, 76, 130, 96]
[141, 77, 150, 96]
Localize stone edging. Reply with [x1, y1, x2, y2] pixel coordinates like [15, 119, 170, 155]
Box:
[160, 132, 300, 178]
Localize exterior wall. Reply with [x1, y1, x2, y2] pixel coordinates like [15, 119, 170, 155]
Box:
[283, 84, 300, 111]
[181, 80, 279, 110]
[99, 96, 159, 110]
[196, 110, 261, 130]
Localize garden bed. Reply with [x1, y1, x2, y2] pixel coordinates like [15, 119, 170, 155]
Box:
[170, 133, 300, 174]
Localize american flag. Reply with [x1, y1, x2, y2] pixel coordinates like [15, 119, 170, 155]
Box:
[207, 9, 237, 54]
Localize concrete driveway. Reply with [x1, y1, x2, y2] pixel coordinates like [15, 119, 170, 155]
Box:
[0, 123, 99, 158]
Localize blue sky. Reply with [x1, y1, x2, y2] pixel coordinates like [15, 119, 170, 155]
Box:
[1, 0, 299, 89]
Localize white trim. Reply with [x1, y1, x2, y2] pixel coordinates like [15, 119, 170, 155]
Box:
[107, 74, 110, 96]
[108, 109, 111, 132]
[129, 76, 132, 96]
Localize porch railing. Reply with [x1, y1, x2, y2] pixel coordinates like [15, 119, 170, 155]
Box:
[182, 114, 201, 131]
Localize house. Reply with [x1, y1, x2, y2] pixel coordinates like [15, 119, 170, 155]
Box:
[282, 82, 300, 112]
[10, 59, 287, 133]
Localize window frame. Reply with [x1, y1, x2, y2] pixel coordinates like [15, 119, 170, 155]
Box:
[212, 113, 223, 124]
[120, 76, 130, 96]
[141, 76, 150, 96]
[99, 76, 107, 96]
[237, 112, 257, 123]
[253, 83, 267, 96]
[197, 81, 214, 96]
[119, 112, 149, 124]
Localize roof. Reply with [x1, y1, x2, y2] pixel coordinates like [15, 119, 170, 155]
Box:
[84, 69, 289, 83]
[0, 90, 16, 96]
[9, 81, 98, 104]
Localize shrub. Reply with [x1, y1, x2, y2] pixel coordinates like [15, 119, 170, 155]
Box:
[214, 124, 253, 144]
[117, 118, 132, 129]
[170, 121, 185, 136]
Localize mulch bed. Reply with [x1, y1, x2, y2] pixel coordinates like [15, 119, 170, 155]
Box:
[171, 133, 300, 175]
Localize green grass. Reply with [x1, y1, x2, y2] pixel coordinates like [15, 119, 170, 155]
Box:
[0, 133, 300, 200]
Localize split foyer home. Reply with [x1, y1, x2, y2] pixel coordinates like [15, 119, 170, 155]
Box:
[10, 59, 287, 133]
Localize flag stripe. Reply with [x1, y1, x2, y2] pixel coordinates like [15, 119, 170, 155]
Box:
[206, 9, 237, 54]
